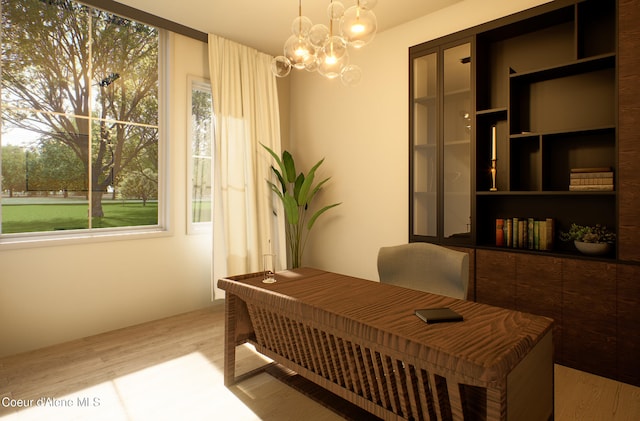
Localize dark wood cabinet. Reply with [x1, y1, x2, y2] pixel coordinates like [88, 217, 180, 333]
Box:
[618, 0, 640, 262]
[411, 0, 640, 386]
[475, 249, 515, 308]
[476, 251, 563, 361]
[515, 254, 563, 362]
[475, 249, 639, 386]
[561, 259, 617, 379]
[616, 264, 640, 386]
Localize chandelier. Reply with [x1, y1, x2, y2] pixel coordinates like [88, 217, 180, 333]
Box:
[271, 0, 378, 86]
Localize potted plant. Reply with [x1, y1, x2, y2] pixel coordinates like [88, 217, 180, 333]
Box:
[262, 144, 341, 268]
[559, 223, 616, 255]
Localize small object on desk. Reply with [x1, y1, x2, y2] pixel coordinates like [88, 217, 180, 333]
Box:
[262, 253, 276, 283]
[415, 307, 463, 324]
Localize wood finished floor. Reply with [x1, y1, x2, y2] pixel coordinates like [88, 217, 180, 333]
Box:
[1, 301, 639, 420]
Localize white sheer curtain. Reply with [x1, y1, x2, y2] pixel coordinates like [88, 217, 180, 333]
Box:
[208, 34, 286, 298]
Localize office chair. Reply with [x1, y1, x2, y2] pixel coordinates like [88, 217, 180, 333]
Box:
[377, 242, 469, 299]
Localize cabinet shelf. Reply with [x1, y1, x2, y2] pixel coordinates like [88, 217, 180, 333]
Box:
[445, 139, 470, 147]
[509, 125, 616, 139]
[476, 190, 615, 196]
[509, 67, 615, 135]
[476, 107, 508, 116]
[414, 95, 435, 104]
[416, 89, 471, 104]
[445, 88, 471, 97]
[475, 244, 617, 261]
[509, 53, 615, 84]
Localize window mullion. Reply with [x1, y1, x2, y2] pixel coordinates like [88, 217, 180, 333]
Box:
[87, 9, 93, 230]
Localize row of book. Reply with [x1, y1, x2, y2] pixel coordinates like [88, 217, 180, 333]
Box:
[569, 167, 614, 191]
[496, 217, 554, 250]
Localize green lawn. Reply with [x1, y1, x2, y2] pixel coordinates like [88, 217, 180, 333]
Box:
[1, 201, 158, 233]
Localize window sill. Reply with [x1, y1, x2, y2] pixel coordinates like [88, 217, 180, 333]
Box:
[0, 226, 171, 251]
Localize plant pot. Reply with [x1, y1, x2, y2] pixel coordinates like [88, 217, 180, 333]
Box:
[574, 240, 611, 256]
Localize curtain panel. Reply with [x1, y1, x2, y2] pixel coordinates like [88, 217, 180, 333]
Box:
[208, 34, 285, 298]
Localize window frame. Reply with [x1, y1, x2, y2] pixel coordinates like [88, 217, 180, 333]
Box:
[186, 76, 213, 235]
[0, 2, 170, 249]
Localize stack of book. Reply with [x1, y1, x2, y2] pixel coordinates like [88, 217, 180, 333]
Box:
[569, 167, 614, 191]
[496, 217, 554, 250]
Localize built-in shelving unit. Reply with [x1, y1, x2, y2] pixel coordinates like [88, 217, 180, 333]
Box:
[473, 0, 616, 257]
[409, 0, 640, 387]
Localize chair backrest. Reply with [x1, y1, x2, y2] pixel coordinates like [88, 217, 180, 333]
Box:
[377, 243, 469, 299]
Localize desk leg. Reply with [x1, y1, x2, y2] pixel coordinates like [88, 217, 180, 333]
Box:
[223, 293, 237, 386]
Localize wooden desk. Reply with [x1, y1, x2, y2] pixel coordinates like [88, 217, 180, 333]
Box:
[218, 268, 554, 421]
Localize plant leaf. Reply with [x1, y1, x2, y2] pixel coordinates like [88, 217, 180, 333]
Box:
[266, 180, 284, 202]
[307, 203, 340, 230]
[282, 150, 296, 183]
[297, 158, 324, 206]
[261, 143, 287, 185]
[306, 177, 330, 204]
[293, 173, 304, 203]
[272, 166, 287, 193]
[283, 193, 299, 225]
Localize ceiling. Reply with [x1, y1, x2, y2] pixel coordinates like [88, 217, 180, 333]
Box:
[113, 0, 462, 55]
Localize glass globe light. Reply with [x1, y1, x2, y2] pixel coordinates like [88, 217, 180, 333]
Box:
[322, 35, 348, 62]
[318, 41, 349, 79]
[271, 56, 292, 77]
[284, 35, 315, 69]
[304, 54, 320, 72]
[318, 53, 348, 79]
[291, 15, 313, 37]
[308, 24, 329, 49]
[340, 6, 377, 48]
[327, 1, 345, 20]
[341, 64, 362, 86]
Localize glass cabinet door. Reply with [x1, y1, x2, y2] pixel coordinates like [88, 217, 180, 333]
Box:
[412, 52, 437, 237]
[410, 41, 472, 243]
[443, 43, 471, 239]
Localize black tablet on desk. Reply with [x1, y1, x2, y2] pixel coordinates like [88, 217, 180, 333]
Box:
[415, 308, 463, 324]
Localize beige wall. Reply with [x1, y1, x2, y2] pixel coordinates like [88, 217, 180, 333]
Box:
[0, 0, 552, 357]
[0, 33, 213, 357]
[286, 0, 550, 281]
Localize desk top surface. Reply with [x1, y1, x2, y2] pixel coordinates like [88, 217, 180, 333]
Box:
[218, 267, 554, 384]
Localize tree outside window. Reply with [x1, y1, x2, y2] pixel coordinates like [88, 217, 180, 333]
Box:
[188, 78, 213, 233]
[0, 0, 161, 235]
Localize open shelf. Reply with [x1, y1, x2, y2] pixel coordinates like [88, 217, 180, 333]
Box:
[472, 0, 617, 256]
[509, 54, 615, 84]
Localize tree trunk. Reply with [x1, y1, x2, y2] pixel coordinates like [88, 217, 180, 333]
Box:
[91, 191, 104, 218]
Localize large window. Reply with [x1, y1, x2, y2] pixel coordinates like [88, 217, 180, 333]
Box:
[187, 77, 213, 234]
[0, 0, 164, 241]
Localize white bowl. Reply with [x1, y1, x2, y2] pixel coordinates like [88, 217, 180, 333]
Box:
[574, 240, 611, 256]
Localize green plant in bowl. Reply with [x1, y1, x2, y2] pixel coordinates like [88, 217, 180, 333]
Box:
[559, 223, 616, 244]
[560, 223, 615, 255]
